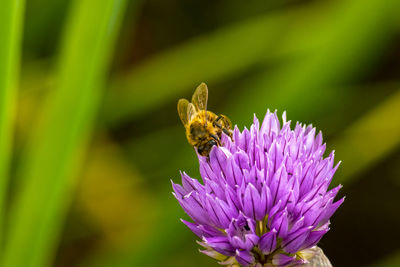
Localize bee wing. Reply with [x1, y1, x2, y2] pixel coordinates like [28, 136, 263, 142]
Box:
[177, 98, 190, 126]
[187, 103, 197, 122]
[191, 83, 208, 112]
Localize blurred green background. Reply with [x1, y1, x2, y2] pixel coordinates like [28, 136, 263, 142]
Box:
[1, 0, 400, 266]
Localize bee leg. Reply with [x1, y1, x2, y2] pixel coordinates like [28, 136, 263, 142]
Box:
[213, 116, 232, 138]
[213, 121, 231, 137]
[222, 128, 231, 136]
[210, 134, 219, 141]
[214, 115, 233, 138]
[215, 115, 223, 122]
[212, 121, 222, 129]
[213, 115, 223, 126]
[210, 134, 221, 146]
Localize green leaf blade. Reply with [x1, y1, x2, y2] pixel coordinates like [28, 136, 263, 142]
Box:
[3, 0, 128, 266]
[0, 0, 25, 247]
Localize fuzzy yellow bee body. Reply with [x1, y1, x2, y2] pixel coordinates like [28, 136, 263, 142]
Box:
[177, 83, 232, 157]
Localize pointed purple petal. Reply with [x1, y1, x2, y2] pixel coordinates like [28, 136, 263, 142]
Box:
[180, 219, 203, 237]
[272, 253, 296, 266]
[243, 183, 261, 220]
[259, 229, 277, 254]
[300, 228, 330, 250]
[203, 236, 235, 256]
[282, 226, 312, 253]
[235, 250, 255, 267]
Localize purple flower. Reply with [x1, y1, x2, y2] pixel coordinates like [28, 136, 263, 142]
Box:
[172, 110, 344, 266]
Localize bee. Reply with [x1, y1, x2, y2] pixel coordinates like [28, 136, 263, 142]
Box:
[177, 83, 232, 157]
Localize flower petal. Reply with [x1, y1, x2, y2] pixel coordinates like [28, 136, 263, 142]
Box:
[259, 229, 277, 254]
[282, 226, 312, 253]
[235, 250, 255, 267]
[243, 183, 261, 220]
[272, 253, 296, 266]
[203, 236, 235, 256]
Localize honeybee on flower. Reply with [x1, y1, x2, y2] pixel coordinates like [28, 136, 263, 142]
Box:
[177, 83, 232, 157]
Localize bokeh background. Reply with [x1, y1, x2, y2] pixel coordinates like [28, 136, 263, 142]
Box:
[1, 0, 400, 266]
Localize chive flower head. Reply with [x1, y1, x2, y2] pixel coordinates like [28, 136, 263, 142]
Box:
[172, 110, 344, 266]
